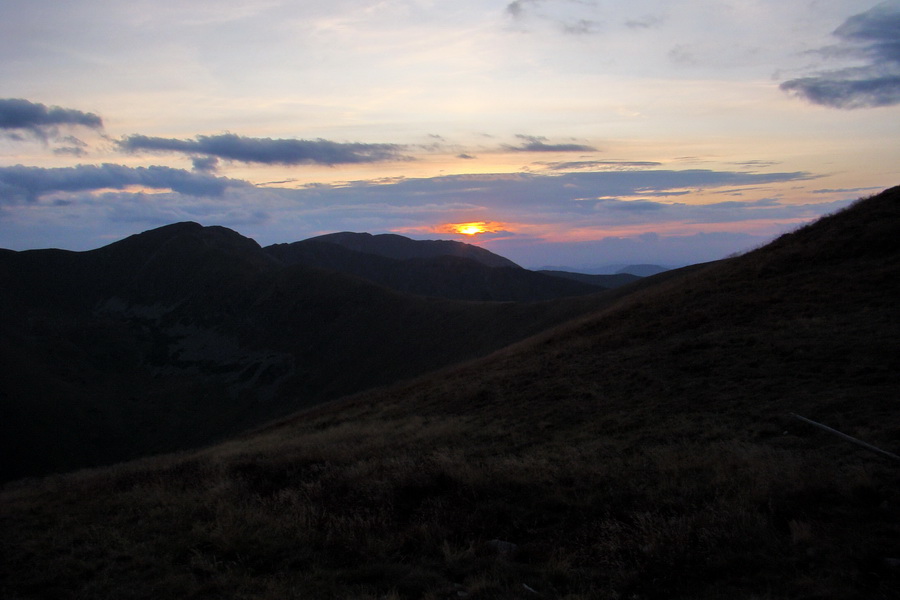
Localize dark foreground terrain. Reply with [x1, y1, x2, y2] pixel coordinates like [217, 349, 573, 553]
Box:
[0, 224, 624, 481]
[2, 187, 899, 599]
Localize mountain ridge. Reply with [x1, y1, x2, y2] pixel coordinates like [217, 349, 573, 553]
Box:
[265, 237, 606, 301]
[305, 231, 521, 268]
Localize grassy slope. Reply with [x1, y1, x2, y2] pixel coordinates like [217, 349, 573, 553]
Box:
[2, 188, 900, 599]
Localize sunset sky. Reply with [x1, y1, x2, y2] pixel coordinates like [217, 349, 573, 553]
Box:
[1, 0, 898, 269]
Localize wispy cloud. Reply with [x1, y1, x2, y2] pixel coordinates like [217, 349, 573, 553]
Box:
[562, 19, 600, 35]
[625, 15, 665, 30]
[253, 169, 820, 229]
[0, 164, 247, 203]
[505, 0, 537, 19]
[780, 2, 900, 109]
[504, 135, 597, 152]
[118, 133, 410, 166]
[537, 160, 662, 171]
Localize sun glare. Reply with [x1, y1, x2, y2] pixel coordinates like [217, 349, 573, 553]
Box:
[443, 221, 505, 236]
[455, 223, 486, 235]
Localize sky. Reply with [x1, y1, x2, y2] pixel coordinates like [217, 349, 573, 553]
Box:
[1, 0, 898, 270]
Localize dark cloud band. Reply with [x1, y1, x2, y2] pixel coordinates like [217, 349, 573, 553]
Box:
[0, 164, 246, 203]
[0, 98, 103, 132]
[118, 133, 409, 165]
[780, 3, 900, 109]
[504, 134, 597, 152]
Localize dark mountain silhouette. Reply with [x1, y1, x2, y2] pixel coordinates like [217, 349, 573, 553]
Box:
[2, 187, 898, 599]
[266, 237, 604, 301]
[306, 231, 519, 267]
[0, 222, 624, 481]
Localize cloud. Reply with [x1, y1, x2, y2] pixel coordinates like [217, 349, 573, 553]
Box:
[0, 164, 248, 203]
[597, 198, 666, 212]
[505, 0, 536, 19]
[504, 135, 597, 152]
[52, 136, 90, 157]
[285, 169, 816, 211]
[538, 160, 662, 171]
[729, 159, 780, 167]
[625, 15, 665, 30]
[812, 186, 883, 194]
[503, 0, 607, 35]
[1, 165, 853, 267]
[0, 98, 103, 137]
[192, 156, 220, 173]
[780, 2, 900, 108]
[563, 19, 600, 35]
[118, 133, 410, 165]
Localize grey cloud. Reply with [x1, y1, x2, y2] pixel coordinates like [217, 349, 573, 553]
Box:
[0, 98, 103, 135]
[103, 192, 271, 228]
[835, 2, 900, 62]
[505, 135, 597, 152]
[52, 136, 89, 157]
[600, 199, 665, 211]
[563, 19, 600, 35]
[0, 164, 247, 203]
[505, 0, 536, 19]
[625, 15, 665, 29]
[813, 186, 883, 194]
[53, 146, 88, 158]
[780, 74, 900, 109]
[192, 156, 220, 173]
[118, 133, 410, 165]
[780, 2, 900, 108]
[539, 160, 662, 171]
[668, 44, 697, 66]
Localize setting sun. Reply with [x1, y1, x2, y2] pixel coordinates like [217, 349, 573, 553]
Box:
[455, 222, 487, 235]
[441, 221, 506, 236]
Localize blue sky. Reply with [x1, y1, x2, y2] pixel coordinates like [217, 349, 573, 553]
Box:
[1, 0, 898, 269]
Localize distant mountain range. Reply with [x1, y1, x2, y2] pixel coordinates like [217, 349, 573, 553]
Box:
[539, 263, 671, 276]
[265, 232, 629, 302]
[0, 224, 665, 481]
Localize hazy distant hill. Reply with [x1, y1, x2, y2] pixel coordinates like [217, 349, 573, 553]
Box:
[2, 187, 897, 599]
[0, 223, 620, 481]
[615, 263, 668, 276]
[540, 263, 672, 276]
[537, 269, 640, 288]
[266, 237, 604, 301]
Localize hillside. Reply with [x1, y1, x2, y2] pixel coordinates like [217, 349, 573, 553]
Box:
[2, 187, 899, 599]
[266, 238, 604, 301]
[0, 223, 617, 482]
[306, 231, 520, 268]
